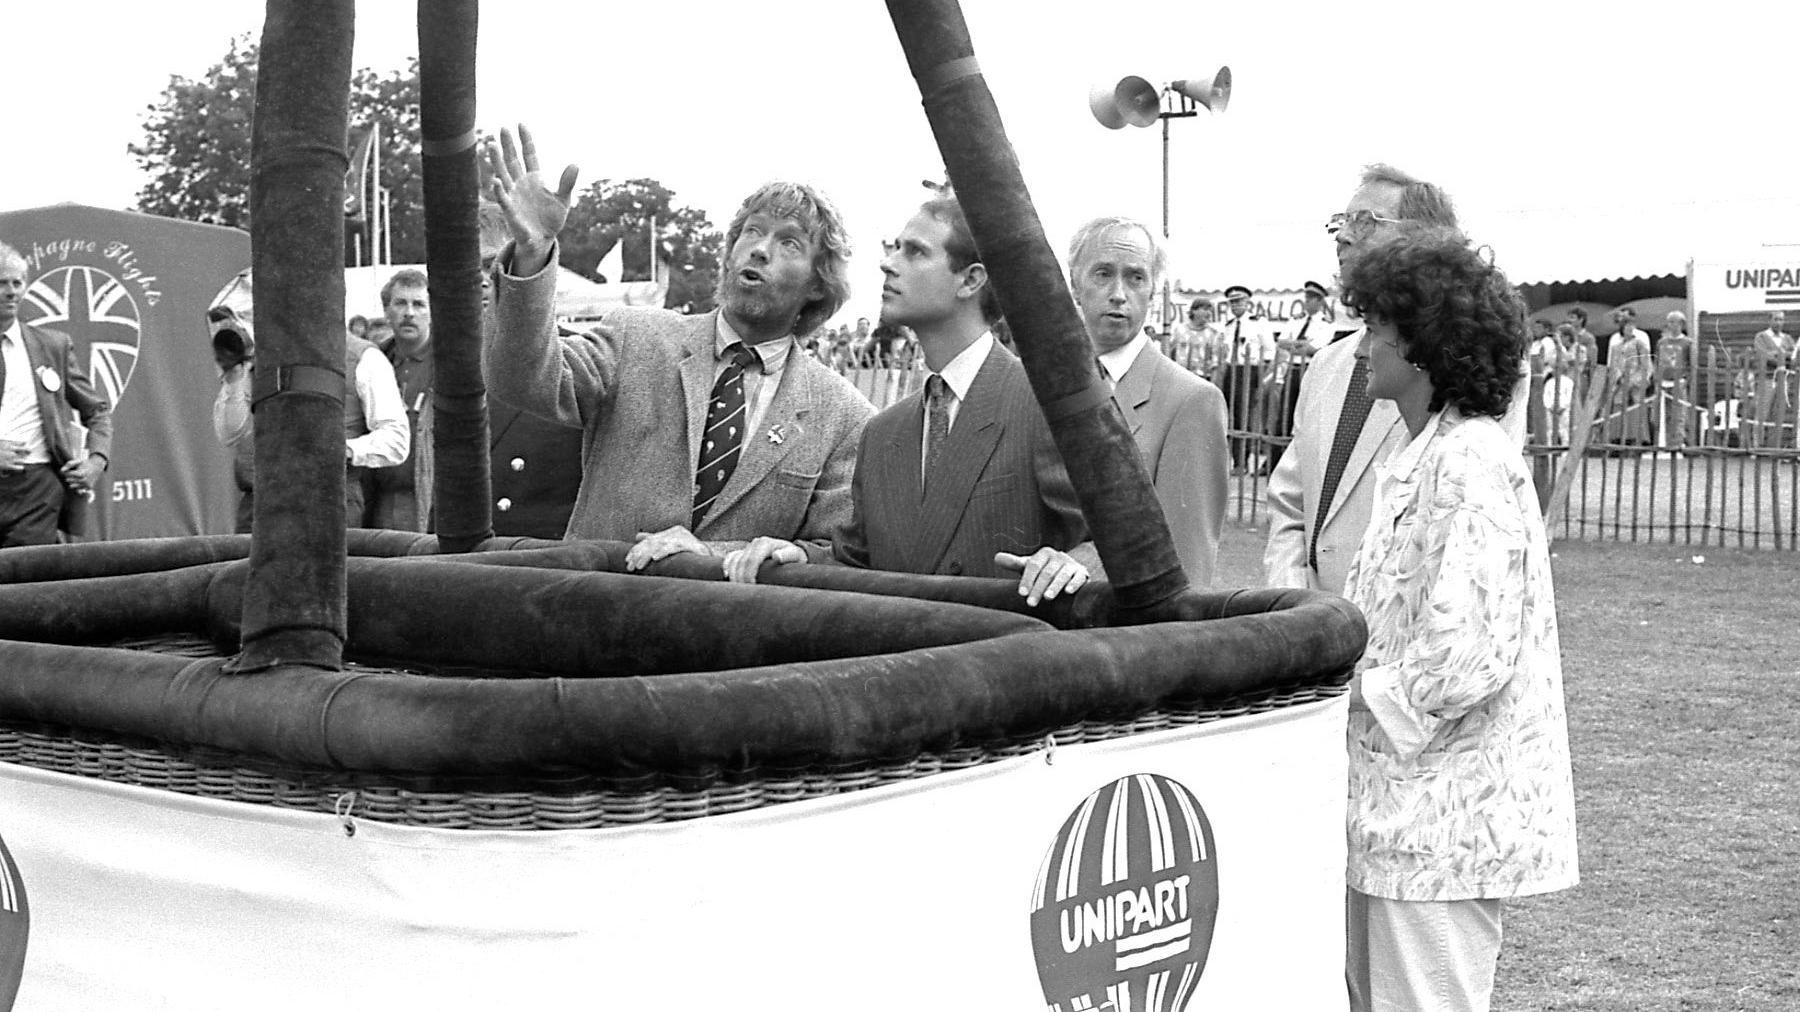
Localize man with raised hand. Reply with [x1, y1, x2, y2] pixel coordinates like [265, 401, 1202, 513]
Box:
[485, 126, 872, 563]
[722, 193, 1096, 605]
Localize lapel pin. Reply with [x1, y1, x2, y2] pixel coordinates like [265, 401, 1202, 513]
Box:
[38, 367, 62, 393]
[767, 423, 786, 445]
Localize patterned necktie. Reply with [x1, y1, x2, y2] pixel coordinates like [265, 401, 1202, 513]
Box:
[692, 342, 759, 528]
[922, 374, 951, 489]
[1310, 354, 1374, 572]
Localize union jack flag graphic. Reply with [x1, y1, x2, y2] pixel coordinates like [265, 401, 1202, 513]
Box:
[22, 265, 143, 408]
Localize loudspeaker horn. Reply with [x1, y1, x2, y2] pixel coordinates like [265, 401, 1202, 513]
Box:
[1115, 75, 1161, 128]
[1088, 82, 1127, 129]
[1171, 66, 1232, 114]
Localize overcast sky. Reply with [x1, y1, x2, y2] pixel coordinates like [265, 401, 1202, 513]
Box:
[14, 1, 1800, 315]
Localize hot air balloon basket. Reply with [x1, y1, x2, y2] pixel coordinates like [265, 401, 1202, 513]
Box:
[0, 631, 1345, 831]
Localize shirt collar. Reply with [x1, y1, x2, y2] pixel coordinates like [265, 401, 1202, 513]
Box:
[1097, 332, 1150, 382]
[933, 331, 994, 403]
[1, 320, 19, 343]
[1387, 407, 1450, 483]
[714, 313, 791, 374]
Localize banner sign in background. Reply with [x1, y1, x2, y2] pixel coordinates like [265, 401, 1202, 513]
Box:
[0, 205, 249, 539]
[0, 698, 1348, 1011]
[1692, 255, 1800, 314]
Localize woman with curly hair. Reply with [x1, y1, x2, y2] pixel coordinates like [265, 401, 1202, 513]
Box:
[1336, 225, 1579, 1012]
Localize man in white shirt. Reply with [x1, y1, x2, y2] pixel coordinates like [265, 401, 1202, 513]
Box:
[210, 303, 409, 532]
[0, 241, 113, 546]
[1216, 284, 1275, 473]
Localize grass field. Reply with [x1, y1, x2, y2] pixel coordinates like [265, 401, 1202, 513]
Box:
[1213, 522, 1800, 1010]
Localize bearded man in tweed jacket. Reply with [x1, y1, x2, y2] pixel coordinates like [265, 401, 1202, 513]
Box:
[485, 126, 872, 567]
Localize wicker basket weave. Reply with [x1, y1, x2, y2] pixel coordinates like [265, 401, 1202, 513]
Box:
[0, 632, 1345, 830]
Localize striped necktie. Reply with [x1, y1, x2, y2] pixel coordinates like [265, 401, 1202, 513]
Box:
[692, 342, 759, 528]
[922, 374, 951, 489]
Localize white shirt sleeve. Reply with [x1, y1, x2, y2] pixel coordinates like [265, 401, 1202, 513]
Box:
[212, 364, 253, 447]
[347, 347, 411, 468]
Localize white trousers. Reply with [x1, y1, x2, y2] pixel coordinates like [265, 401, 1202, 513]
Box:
[1346, 890, 1504, 1012]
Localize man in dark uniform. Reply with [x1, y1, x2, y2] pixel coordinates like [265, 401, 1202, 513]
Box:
[477, 203, 585, 538]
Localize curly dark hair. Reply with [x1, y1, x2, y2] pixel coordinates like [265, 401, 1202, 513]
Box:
[1340, 224, 1526, 419]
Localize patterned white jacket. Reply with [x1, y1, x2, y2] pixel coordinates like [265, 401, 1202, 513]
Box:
[1343, 408, 1580, 902]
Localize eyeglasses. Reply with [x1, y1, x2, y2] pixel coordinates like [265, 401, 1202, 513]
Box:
[1325, 210, 1402, 238]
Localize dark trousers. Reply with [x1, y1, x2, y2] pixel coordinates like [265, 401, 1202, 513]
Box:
[0, 464, 65, 548]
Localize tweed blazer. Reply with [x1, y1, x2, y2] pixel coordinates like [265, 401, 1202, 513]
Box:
[1111, 347, 1229, 587]
[1265, 331, 1532, 596]
[1343, 410, 1579, 902]
[15, 322, 114, 467]
[832, 342, 1087, 578]
[489, 254, 873, 544]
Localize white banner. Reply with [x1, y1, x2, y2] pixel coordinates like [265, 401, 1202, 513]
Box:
[1692, 255, 1800, 313]
[0, 697, 1347, 1011]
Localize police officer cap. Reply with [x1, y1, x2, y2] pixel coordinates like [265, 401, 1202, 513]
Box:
[1224, 285, 1252, 299]
[1303, 280, 1328, 299]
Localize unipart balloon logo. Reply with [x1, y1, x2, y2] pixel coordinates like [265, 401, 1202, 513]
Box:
[0, 832, 27, 1010]
[1030, 774, 1219, 1012]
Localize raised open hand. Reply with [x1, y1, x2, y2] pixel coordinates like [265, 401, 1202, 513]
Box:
[486, 124, 579, 273]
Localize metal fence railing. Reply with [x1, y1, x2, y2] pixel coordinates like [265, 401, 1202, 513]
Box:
[828, 342, 1800, 552]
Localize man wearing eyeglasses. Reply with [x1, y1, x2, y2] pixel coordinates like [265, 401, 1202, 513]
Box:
[1263, 165, 1453, 596]
[1265, 165, 1526, 596]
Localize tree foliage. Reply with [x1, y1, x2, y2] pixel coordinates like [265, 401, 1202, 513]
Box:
[130, 34, 429, 263]
[131, 35, 721, 304]
[560, 178, 722, 314]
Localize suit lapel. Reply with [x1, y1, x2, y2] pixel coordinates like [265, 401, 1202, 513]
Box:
[706, 343, 810, 524]
[1111, 350, 1153, 437]
[21, 327, 64, 458]
[677, 314, 717, 490]
[913, 347, 1009, 572]
[1325, 394, 1401, 529]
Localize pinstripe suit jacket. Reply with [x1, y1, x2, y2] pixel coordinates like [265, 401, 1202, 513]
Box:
[488, 254, 873, 544]
[832, 343, 1087, 577]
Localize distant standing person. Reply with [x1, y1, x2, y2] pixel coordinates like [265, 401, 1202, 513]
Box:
[1338, 224, 1579, 1012]
[210, 303, 409, 532]
[1751, 310, 1794, 447]
[1657, 310, 1697, 448]
[1606, 307, 1653, 446]
[0, 241, 113, 547]
[365, 268, 435, 530]
[1215, 284, 1274, 474]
